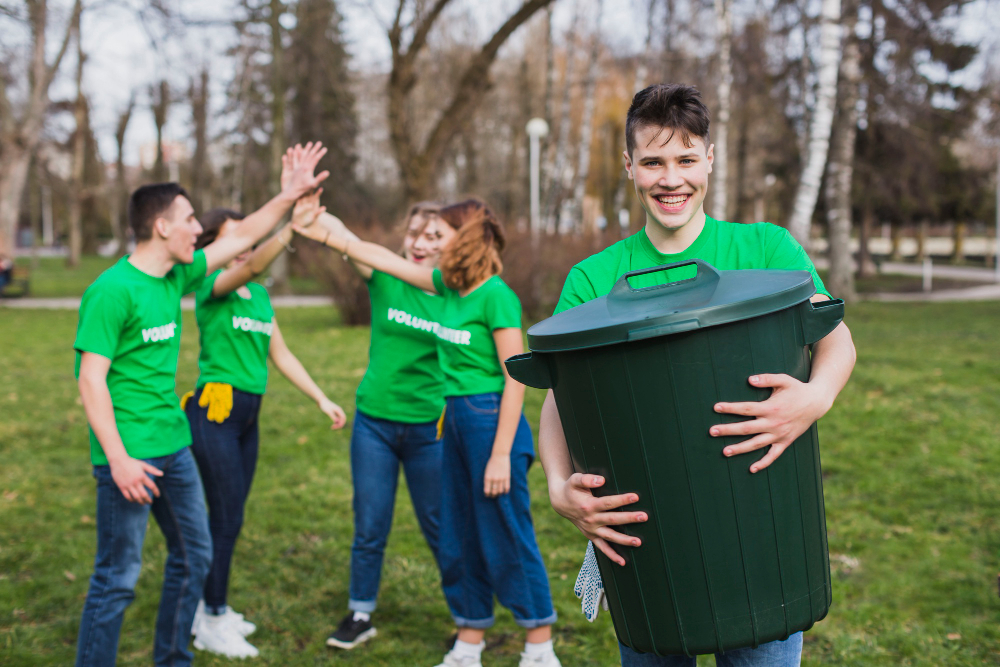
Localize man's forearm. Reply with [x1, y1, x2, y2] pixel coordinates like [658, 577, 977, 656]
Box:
[808, 322, 856, 412]
[538, 391, 575, 493]
[204, 193, 295, 274]
[78, 375, 129, 464]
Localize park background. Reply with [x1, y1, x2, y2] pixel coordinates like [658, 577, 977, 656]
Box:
[2, 0, 1000, 664]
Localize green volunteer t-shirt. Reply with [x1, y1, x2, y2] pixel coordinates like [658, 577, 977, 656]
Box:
[74, 250, 208, 465]
[432, 269, 522, 397]
[555, 216, 831, 314]
[356, 270, 446, 423]
[195, 271, 275, 395]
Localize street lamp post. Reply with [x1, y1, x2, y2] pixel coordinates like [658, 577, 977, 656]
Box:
[526, 118, 550, 239]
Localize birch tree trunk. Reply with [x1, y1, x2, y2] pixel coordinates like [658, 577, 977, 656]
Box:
[825, 0, 860, 301]
[786, 0, 842, 252]
[711, 0, 732, 221]
[570, 0, 604, 233]
[0, 0, 82, 256]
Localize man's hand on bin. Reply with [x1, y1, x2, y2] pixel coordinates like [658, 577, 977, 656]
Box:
[549, 473, 648, 567]
[711, 313, 856, 473]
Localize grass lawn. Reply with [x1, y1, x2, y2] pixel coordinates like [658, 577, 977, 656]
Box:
[1, 302, 999, 665]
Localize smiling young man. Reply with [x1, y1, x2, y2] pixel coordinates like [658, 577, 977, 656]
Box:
[72, 143, 328, 667]
[536, 84, 856, 666]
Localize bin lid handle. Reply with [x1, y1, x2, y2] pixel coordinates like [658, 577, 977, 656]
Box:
[608, 259, 722, 303]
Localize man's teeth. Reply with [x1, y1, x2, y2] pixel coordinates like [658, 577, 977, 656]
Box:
[656, 195, 688, 206]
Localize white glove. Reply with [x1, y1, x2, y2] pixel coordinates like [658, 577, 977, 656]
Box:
[574, 541, 609, 622]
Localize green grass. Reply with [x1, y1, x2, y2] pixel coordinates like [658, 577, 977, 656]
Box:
[1, 303, 999, 665]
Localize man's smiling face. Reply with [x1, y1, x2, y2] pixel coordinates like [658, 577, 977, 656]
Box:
[624, 124, 713, 235]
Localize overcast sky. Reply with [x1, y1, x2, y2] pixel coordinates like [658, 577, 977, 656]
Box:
[5, 0, 998, 168]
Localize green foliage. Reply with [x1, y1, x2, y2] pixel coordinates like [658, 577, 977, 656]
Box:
[1, 303, 999, 665]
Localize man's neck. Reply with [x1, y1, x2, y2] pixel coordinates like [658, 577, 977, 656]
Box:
[128, 241, 176, 278]
[644, 208, 707, 255]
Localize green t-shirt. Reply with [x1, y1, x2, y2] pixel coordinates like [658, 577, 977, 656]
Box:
[356, 270, 446, 423]
[195, 271, 275, 395]
[74, 251, 208, 465]
[431, 269, 522, 397]
[555, 217, 831, 314]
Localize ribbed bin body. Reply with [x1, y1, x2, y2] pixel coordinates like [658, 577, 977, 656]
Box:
[547, 302, 831, 656]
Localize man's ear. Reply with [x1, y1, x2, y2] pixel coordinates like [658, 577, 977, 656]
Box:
[152, 216, 170, 239]
[623, 149, 634, 181]
[706, 143, 715, 174]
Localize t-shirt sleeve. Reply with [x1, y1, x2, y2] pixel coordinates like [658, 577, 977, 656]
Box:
[431, 268, 446, 295]
[485, 283, 522, 330]
[179, 249, 208, 295]
[764, 226, 832, 298]
[74, 283, 129, 360]
[196, 269, 221, 303]
[554, 265, 600, 315]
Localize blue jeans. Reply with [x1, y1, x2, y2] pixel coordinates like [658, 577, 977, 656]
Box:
[349, 409, 443, 613]
[619, 633, 803, 666]
[75, 447, 212, 667]
[439, 393, 557, 629]
[186, 385, 262, 613]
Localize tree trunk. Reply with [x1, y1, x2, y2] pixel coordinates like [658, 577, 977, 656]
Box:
[151, 80, 170, 182]
[711, 0, 732, 221]
[857, 204, 875, 278]
[0, 0, 82, 256]
[67, 19, 86, 268]
[951, 221, 965, 264]
[269, 0, 290, 293]
[542, 5, 581, 231]
[916, 219, 928, 261]
[570, 1, 604, 232]
[786, 0, 842, 252]
[825, 0, 859, 301]
[113, 97, 135, 256]
[189, 68, 210, 214]
[890, 221, 902, 261]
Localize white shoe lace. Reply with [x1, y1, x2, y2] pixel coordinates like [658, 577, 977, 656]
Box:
[435, 649, 483, 667]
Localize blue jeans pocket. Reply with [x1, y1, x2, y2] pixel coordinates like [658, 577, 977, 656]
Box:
[462, 393, 500, 415]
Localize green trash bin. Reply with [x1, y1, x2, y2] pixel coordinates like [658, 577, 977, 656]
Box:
[505, 259, 844, 657]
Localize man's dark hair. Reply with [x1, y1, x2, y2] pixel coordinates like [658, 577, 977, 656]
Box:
[625, 84, 711, 157]
[128, 183, 190, 242]
[196, 208, 245, 250]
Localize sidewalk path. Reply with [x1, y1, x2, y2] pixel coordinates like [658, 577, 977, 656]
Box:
[1, 295, 335, 310]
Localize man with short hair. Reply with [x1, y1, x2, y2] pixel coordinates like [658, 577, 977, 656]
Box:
[73, 143, 329, 667]
[538, 84, 856, 666]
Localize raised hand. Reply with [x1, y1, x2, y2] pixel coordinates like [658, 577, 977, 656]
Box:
[292, 189, 325, 229]
[280, 142, 330, 202]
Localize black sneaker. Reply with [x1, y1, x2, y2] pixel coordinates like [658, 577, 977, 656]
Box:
[326, 613, 377, 649]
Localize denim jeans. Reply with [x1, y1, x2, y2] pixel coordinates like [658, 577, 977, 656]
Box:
[619, 633, 803, 667]
[348, 409, 443, 613]
[439, 393, 557, 629]
[75, 447, 212, 667]
[186, 385, 262, 613]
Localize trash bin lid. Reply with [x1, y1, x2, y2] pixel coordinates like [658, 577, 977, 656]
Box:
[528, 259, 817, 352]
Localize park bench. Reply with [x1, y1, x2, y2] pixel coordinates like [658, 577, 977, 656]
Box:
[0, 265, 30, 298]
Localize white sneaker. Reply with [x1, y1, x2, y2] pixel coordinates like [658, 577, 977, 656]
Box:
[518, 649, 562, 667]
[192, 600, 256, 637]
[194, 614, 260, 659]
[434, 647, 484, 667]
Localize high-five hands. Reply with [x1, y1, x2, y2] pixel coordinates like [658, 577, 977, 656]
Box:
[279, 142, 330, 202]
[292, 189, 326, 229]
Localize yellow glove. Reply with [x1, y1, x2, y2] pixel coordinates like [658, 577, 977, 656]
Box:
[436, 407, 446, 440]
[198, 382, 233, 424]
[180, 390, 194, 410]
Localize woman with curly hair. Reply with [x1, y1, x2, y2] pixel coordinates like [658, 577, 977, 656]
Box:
[299, 199, 561, 667]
